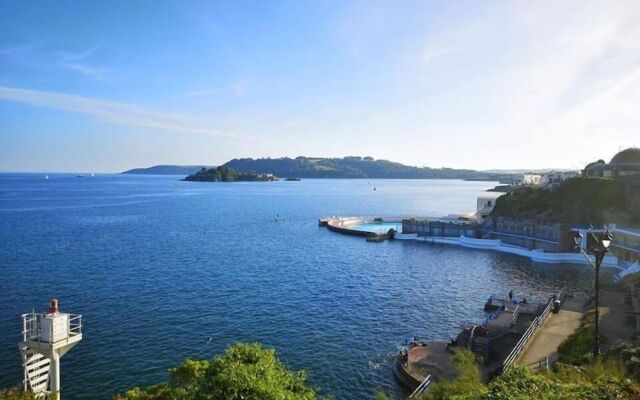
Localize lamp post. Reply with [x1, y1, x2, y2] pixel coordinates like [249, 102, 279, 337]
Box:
[573, 229, 613, 358]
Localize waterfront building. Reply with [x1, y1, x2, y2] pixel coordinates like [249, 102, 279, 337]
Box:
[489, 218, 574, 253]
[402, 217, 477, 238]
[520, 173, 543, 186]
[583, 148, 640, 178]
[611, 227, 640, 264]
[476, 191, 506, 223]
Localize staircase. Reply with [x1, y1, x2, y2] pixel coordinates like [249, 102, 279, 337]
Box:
[19, 343, 51, 397]
[471, 337, 489, 359]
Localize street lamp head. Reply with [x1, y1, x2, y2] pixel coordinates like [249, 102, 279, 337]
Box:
[601, 230, 613, 250]
[573, 231, 583, 248]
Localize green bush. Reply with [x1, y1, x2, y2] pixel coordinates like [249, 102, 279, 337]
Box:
[419, 348, 485, 400]
[557, 311, 608, 365]
[115, 343, 318, 400]
[0, 388, 36, 400]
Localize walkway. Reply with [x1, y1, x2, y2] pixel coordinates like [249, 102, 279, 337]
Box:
[517, 296, 586, 366]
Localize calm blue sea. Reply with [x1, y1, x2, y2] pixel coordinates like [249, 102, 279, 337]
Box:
[0, 174, 595, 399]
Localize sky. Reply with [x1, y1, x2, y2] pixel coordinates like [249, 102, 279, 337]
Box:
[1, 0, 639, 172]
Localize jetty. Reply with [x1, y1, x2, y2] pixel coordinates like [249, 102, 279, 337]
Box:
[394, 291, 558, 395]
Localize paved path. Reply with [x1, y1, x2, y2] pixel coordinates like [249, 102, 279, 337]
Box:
[517, 297, 586, 366]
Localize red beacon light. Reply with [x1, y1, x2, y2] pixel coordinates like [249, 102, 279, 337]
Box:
[49, 298, 59, 314]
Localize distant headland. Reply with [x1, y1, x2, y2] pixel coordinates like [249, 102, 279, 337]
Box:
[122, 165, 211, 175]
[123, 156, 519, 182]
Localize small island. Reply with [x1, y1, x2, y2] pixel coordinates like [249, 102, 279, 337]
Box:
[182, 166, 278, 182]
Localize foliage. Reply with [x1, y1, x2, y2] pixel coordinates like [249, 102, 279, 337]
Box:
[115, 343, 318, 400]
[183, 166, 276, 182]
[611, 147, 640, 164]
[418, 348, 485, 400]
[474, 364, 637, 400]
[491, 177, 637, 225]
[0, 388, 36, 400]
[223, 157, 515, 181]
[556, 310, 609, 365]
[620, 272, 640, 286]
[607, 342, 640, 379]
[398, 345, 639, 400]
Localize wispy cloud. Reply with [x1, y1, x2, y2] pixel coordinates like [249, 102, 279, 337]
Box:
[0, 43, 111, 80]
[56, 47, 110, 80]
[0, 85, 252, 140]
[185, 82, 248, 98]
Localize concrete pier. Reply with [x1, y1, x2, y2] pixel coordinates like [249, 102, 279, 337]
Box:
[517, 296, 585, 366]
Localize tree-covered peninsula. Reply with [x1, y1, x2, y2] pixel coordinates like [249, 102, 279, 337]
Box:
[223, 156, 516, 181]
[182, 166, 277, 182]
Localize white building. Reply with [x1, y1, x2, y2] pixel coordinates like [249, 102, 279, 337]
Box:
[521, 173, 542, 186]
[476, 191, 506, 223]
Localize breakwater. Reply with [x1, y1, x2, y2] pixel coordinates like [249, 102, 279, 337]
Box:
[322, 215, 621, 268]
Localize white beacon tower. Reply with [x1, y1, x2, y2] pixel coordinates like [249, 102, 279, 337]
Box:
[18, 299, 83, 399]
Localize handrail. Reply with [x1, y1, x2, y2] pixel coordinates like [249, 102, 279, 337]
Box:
[511, 304, 521, 325]
[20, 312, 83, 342]
[482, 304, 505, 326]
[502, 299, 553, 372]
[527, 357, 549, 372]
[409, 374, 432, 398]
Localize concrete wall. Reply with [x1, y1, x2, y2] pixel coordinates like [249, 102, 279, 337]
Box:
[402, 219, 477, 238]
[490, 218, 573, 253]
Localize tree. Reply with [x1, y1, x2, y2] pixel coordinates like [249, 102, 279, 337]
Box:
[0, 388, 36, 400]
[115, 343, 318, 400]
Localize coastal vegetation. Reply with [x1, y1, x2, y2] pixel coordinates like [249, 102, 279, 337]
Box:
[223, 156, 516, 181]
[183, 166, 277, 182]
[491, 177, 639, 226]
[377, 348, 638, 400]
[113, 343, 318, 400]
[0, 388, 36, 400]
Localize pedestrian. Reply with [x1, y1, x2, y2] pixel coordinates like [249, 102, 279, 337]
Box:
[508, 290, 513, 302]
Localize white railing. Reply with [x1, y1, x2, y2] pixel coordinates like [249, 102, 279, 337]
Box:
[21, 313, 83, 342]
[409, 374, 432, 398]
[511, 304, 521, 325]
[69, 314, 83, 335]
[21, 313, 41, 342]
[501, 299, 553, 372]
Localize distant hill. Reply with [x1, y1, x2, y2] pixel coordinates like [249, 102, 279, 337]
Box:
[224, 156, 517, 181]
[122, 165, 212, 175]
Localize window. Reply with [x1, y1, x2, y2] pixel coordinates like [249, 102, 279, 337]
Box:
[487, 200, 492, 207]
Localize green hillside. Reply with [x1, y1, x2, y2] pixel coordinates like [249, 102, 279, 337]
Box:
[491, 177, 639, 226]
[224, 156, 516, 181]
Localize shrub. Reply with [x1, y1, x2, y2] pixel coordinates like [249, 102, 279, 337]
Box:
[115, 343, 318, 400]
[420, 348, 485, 400]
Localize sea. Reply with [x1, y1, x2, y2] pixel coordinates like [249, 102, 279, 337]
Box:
[0, 174, 597, 399]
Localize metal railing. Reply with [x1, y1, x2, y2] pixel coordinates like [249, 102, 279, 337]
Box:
[511, 304, 521, 325]
[482, 305, 505, 326]
[69, 314, 83, 335]
[21, 312, 83, 343]
[527, 357, 549, 372]
[501, 299, 553, 372]
[409, 374, 432, 398]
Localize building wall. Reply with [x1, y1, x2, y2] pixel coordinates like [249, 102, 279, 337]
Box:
[490, 218, 573, 253]
[611, 229, 640, 264]
[402, 219, 477, 238]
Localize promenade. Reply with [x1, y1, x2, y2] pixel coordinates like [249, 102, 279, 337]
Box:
[517, 296, 586, 366]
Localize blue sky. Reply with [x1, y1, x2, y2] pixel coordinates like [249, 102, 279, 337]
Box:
[1, 0, 639, 172]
